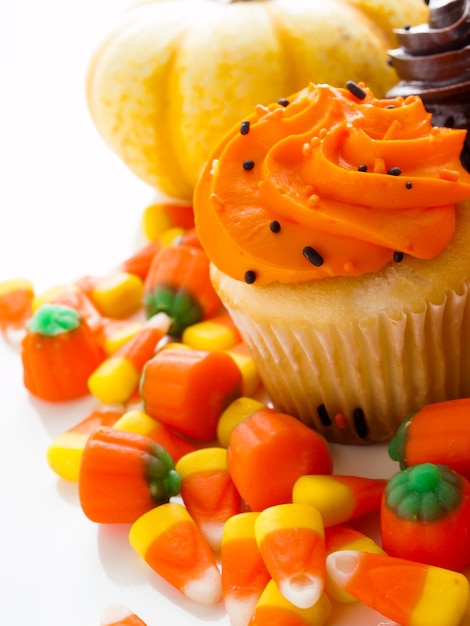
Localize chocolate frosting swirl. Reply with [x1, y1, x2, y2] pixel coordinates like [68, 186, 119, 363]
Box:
[387, 0, 470, 169]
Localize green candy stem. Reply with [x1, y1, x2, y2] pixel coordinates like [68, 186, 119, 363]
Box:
[144, 284, 203, 336]
[145, 442, 182, 505]
[385, 463, 463, 523]
[27, 303, 81, 336]
[388, 412, 416, 469]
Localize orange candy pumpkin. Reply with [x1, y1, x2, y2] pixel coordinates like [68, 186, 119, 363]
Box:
[21, 303, 105, 401]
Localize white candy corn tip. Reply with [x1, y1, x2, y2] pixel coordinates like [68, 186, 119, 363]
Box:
[100, 603, 133, 625]
[184, 566, 223, 605]
[326, 550, 360, 588]
[147, 311, 172, 333]
[225, 593, 259, 626]
[200, 521, 224, 552]
[279, 573, 324, 609]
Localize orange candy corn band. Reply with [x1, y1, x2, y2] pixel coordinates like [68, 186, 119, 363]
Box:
[221, 512, 271, 626]
[324, 525, 384, 604]
[194, 83, 470, 285]
[176, 447, 242, 551]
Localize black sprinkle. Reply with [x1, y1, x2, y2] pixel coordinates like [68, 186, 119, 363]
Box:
[385, 105, 396, 109]
[303, 246, 324, 267]
[393, 251, 404, 263]
[270, 220, 281, 233]
[353, 408, 368, 439]
[317, 404, 332, 427]
[244, 270, 257, 284]
[404, 24, 411, 31]
[358, 164, 368, 172]
[242, 160, 255, 171]
[240, 120, 250, 135]
[278, 98, 290, 107]
[346, 81, 367, 100]
[406, 181, 413, 189]
[444, 115, 456, 128]
[387, 167, 402, 176]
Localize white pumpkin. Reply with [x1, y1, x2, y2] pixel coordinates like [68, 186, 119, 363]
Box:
[87, 0, 428, 200]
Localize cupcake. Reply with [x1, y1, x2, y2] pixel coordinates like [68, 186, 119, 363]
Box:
[193, 82, 470, 444]
[387, 0, 470, 170]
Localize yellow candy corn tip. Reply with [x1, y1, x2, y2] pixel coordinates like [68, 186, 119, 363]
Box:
[0, 278, 33, 296]
[222, 511, 259, 542]
[279, 573, 324, 610]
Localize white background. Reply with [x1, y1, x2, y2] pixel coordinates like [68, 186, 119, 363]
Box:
[0, 1, 397, 624]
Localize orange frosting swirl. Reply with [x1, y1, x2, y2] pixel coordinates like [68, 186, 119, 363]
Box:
[194, 83, 470, 285]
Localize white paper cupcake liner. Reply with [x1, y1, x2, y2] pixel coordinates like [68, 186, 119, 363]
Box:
[224, 282, 470, 444]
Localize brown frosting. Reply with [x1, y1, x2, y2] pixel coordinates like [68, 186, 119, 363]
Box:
[387, 0, 470, 169]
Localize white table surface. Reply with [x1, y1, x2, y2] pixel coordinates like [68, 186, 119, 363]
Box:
[0, 2, 399, 624]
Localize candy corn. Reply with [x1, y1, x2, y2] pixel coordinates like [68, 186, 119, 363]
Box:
[254, 503, 326, 609]
[224, 342, 261, 397]
[142, 202, 194, 241]
[46, 407, 123, 481]
[120, 239, 160, 281]
[100, 318, 145, 355]
[248, 579, 331, 626]
[129, 502, 222, 605]
[217, 397, 267, 448]
[113, 409, 196, 463]
[0, 278, 34, 331]
[221, 512, 271, 626]
[87, 312, 170, 405]
[100, 604, 147, 626]
[324, 525, 385, 603]
[182, 313, 241, 351]
[176, 447, 242, 551]
[326, 549, 469, 626]
[292, 474, 387, 527]
[77, 271, 144, 319]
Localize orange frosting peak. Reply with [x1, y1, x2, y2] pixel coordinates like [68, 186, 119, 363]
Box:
[194, 83, 470, 286]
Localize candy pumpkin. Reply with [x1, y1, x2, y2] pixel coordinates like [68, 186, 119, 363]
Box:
[87, 0, 428, 201]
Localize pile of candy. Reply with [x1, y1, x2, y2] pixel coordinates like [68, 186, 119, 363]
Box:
[2, 202, 470, 626]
